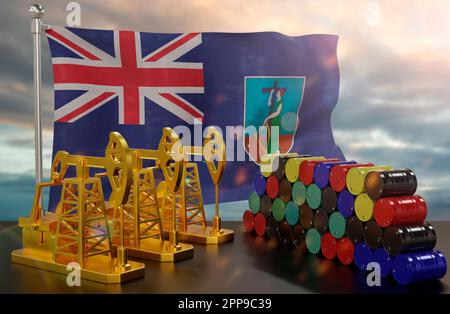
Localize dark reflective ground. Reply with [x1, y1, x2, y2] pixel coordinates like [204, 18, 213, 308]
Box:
[0, 222, 448, 293]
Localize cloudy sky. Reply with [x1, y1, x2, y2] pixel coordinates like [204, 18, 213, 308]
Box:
[1, 0, 450, 220]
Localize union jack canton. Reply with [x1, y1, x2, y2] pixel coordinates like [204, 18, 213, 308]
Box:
[46, 26, 204, 125]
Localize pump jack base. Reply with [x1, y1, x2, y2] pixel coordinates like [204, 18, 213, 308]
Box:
[11, 248, 145, 284]
[175, 225, 234, 245]
[118, 239, 194, 262]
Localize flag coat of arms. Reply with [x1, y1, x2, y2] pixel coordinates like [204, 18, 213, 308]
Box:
[45, 25, 344, 207]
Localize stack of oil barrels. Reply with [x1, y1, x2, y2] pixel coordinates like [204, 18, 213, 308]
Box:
[243, 154, 447, 285]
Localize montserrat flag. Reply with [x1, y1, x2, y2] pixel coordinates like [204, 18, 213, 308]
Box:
[45, 26, 344, 206]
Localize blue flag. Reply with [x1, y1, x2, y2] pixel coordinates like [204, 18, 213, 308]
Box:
[45, 25, 344, 208]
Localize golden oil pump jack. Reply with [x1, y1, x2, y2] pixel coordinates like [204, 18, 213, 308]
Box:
[107, 127, 194, 262]
[159, 126, 234, 244]
[11, 132, 145, 283]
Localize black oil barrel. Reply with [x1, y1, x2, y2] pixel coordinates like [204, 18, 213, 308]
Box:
[363, 220, 383, 249]
[346, 215, 364, 243]
[313, 208, 329, 234]
[299, 204, 314, 230]
[322, 187, 337, 214]
[279, 178, 292, 203]
[292, 224, 306, 249]
[382, 223, 437, 256]
[260, 194, 272, 218]
[278, 220, 293, 246]
[265, 215, 279, 240]
[365, 168, 417, 200]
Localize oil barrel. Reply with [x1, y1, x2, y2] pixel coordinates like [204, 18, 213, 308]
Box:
[321, 232, 338, 260]
[314, 208, 329, 234]
[355, 193, 375, 222]
[278, 220, 293, 246]
[260, 194, 272, 218]
[254, 173, 267, 196]
[285, 201, 300, 225]
[265, 215, 279, 240]
[279, 178, 292, 203]
[243, 210, 254, 232]
[306, 228, 322, 254]
[329, 163, 374, 192]
[373, 248, 392, 278]
[273, 154, 307, 180]
[299, 158, 340, 186]
[292, 181, 307, 206]
[306, 183, 322, 209]
[364, 220, 383, 249]
[272, 198, 286, 222]
[337, 189, 355, 218]
[300, 204, 314, 230]
[346, 165, 392, 196]
[260, 153, 305, 177]
[266, 175, 279, 199]
[254, 213, 267, 236]
[365, 168, 417, 200]
[322, 187, 337, 213]
[292, 224, 306, 249]
[346, 215, 364, 243]
[337, 237, 354, 265]
[373, 195, 427, 228]
[285, 156, 326, 183]
[314, 160, 357, 189]
[392, 249, 447, 285]
[383, 223, 437, 256]
[248, 191, 260, 214]
[329, 211, 346, 239]
[354, 242, 373, 271]
[273, 156, 287, 180]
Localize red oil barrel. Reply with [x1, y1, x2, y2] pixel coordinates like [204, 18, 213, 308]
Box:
[321, 232, 338, 260]
[286, 156, 326, 183]
[254, 213, 267, 236]
[329, 163, 374, 192]
[314, 160, 357, 189]
[365, 168, 417, 200]
[243, 210, 254, 232]
[373, 195, 427, 228]
[337, 237, 354, 265]
[266, 175, 279, 199]
[299, 158, 340, 186]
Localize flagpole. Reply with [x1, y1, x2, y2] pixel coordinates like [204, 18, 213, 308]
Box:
[29, 4, 44, 212]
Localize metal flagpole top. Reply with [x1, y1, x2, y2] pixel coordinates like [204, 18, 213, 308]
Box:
[29, 3, 45, 19]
